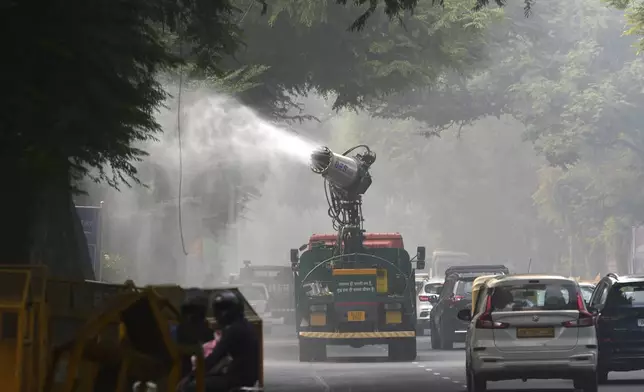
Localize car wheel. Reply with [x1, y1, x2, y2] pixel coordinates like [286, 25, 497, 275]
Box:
[439, 324, 453, 350]
[581, 372, 598, 392]
[597, 369, 609, 384]
[467, 369, 486, 392]
[430, 324, 441, 349]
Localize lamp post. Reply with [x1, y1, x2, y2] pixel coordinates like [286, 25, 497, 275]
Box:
[98, 200, 104, 281]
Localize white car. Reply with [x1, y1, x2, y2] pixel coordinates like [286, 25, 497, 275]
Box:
[238, 283, 284, 333]
[578, 282, 596, 305]
[460, 274, 598, 392]
[416, 279, 443, 336]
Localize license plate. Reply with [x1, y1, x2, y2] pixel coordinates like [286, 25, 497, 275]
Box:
[638, 319, 644, 327]
[385, 311, 402, 324]
[310, 313, 326, 326]
[347, 311, 365, 322]
[516, 327, 555, 338]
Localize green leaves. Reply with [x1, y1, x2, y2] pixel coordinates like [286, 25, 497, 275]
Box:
[227, 0, 498, 118]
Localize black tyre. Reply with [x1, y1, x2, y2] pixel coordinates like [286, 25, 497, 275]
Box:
[298, 340, 310, 362]
[597, 368, 609, 384]
[467, 369, 486, 392]
[430, 324, 441, 349]
[299, 340, 327, 362]
[573, 372, 598, 392]
[439, 325, 453, 350]
[388, 338, 417, 361]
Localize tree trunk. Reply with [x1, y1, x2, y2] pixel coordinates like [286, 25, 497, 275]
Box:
[1, 167, 94, 280]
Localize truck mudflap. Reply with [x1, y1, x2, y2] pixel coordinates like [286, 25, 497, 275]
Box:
[299, 331, 414, 338]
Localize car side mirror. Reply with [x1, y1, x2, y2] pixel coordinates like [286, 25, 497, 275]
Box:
[428, 295, 438, 305]
[457, 308, 472, 322]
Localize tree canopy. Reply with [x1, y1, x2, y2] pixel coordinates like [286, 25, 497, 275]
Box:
[219, 0, 499, 121]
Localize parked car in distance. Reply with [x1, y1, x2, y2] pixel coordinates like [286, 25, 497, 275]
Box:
[416, 279, 443, 336]
[238, 283, 284, 334]
[578, 282, 596, 305]
[430, 265, 509, 350]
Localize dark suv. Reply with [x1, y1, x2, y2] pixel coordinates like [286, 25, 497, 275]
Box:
[588, 273, 644, 383]
[429, 272, 478, 349]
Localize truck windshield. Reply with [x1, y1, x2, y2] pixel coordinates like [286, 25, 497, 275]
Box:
[433, 257, 470, 277]
[240, 286, 267, 301]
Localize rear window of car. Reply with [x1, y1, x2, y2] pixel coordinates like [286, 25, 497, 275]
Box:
[424, 283, 443, 294]
[607, 282, 644, 307]
[489, 281, 578, 312]
[455, 280, 474, 296]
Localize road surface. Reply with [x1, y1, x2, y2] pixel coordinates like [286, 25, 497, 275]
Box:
[264, 328, 644, 392]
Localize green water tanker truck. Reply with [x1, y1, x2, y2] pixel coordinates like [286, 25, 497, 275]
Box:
[290, 145, 426, 362]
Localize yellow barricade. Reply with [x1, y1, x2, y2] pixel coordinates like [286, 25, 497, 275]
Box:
[0, 265, 48, 392]
[46, 278, 137, 392]
[0, 268, 33, 392]
[0, 265, 264, 392]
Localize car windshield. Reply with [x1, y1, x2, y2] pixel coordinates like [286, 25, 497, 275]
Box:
[490, 281, 578, 312]
[424, 283, 443, 294]
[606, 282, 644, 307]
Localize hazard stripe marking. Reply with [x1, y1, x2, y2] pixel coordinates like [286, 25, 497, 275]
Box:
[299, 331, 415, 338]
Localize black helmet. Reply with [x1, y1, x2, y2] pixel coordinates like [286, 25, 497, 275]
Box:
[181, 289, 209, 320]
[212, 290, 244, 326]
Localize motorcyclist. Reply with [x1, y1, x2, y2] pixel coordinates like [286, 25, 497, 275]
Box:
[174, 290, 215, 379]
[178, 290, 260, 392]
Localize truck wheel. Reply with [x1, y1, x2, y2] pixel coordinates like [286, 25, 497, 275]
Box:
[312, 342, 327, 362]
[299, 339, 327, 362]
[388, 338, 417, 361]
[299, 340, 312, 362]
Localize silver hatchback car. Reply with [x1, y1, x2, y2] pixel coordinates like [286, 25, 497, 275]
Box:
[459, 274, 598, 392]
